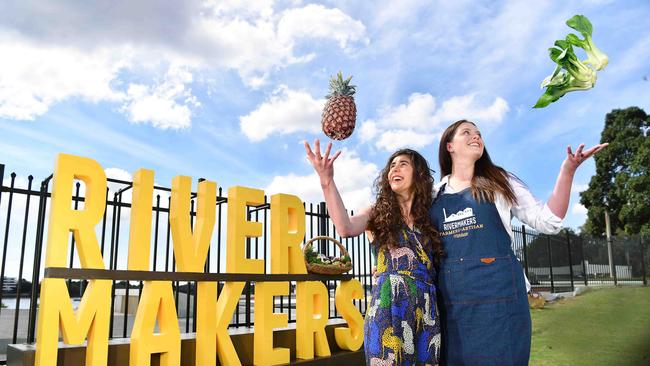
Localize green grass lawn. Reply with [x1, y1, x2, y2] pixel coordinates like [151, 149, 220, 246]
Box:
[530, 286, 650, 366]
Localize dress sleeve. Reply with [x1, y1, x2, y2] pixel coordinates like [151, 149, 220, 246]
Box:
[509, 176, 563, 235]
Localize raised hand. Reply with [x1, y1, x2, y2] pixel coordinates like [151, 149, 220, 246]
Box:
[548, 142, 609, 219]
[563, 143, 609, 173]
[304, 139, 342, 187]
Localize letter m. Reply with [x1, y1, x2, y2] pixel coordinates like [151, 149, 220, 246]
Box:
[35, 279, 111, 366]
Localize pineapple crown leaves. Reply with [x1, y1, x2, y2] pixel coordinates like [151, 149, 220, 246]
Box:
[326, 71, 356, 99]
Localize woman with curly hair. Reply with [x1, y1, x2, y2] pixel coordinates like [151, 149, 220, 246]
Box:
[304, 139, 443, 366]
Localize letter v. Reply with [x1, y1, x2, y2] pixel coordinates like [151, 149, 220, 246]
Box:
[170, 176, 216, 272]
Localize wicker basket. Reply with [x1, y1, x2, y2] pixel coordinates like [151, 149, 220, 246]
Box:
[303, 236, 353, 275]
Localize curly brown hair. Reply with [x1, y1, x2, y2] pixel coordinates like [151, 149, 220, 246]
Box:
[367, 149, 443, 261]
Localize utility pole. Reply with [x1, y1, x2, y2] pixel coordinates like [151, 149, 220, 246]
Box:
[605, 210, 615, 278]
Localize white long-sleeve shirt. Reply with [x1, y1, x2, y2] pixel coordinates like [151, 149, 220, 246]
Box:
[434, 175, 564, 292]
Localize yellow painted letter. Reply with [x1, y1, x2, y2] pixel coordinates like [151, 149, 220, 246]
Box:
[334, 279, 364, 351]
[226, 186, 264, 273]
[254, 282, 290, 365]
[130, 281, 181, 366]
[196, 281, 246, 366]
[170, 176, 216, 272]
[296, 281, 331, 359]
[45, 153, 106, 268]
[36, 153, 110, 365]
[35, 279, 111, 366]
[270, 194, 306, 274]
[127, 169, 154, 270]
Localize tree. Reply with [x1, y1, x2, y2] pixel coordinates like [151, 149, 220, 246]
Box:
[580, 107, 650, 236]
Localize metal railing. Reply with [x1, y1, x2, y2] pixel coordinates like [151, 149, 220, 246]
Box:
[513, 226, 647, 293]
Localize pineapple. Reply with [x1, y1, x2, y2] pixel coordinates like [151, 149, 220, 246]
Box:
[321, 71, 357, 140]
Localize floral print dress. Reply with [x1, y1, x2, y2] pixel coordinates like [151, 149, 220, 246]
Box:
[364, 227, 441, 365]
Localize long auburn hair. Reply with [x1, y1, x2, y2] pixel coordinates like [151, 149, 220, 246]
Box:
[367, 149, 443, 260]
[438, 120, 517, 205]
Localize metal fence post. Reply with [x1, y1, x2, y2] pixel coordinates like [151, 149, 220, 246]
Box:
[613, 237, 618, 286]
[566, 231, 575, 292]
[0, 164, 4, 208]
[0, 165, 4, 308]
[641, 236, 647, 287]
[27, 175, 52, 343]
[580, 236, 588, 286]
[319, 202, 327, 255]
[547, 235, 555, 293]
[522, 225, 530, 279]
[0, 173, 16, 318]
[13, 176, 33, 343]
[245, 207, 252, 327]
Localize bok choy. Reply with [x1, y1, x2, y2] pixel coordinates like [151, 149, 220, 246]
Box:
[534, 15, 608, 108]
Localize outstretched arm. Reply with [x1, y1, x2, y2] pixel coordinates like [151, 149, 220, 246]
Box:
[547, 143, 608, 219]
[304, 139, 371, 237]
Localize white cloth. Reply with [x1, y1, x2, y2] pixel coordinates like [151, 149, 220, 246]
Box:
[434, 174, 564, 292]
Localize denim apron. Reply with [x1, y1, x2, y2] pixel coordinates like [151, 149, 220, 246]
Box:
[430, 185, 531, 365]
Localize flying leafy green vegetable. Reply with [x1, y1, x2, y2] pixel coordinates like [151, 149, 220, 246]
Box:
[534, 15, 608, 108]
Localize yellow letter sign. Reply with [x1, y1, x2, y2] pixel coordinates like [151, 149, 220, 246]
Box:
[196, 281, 246, 366]
[35, 279, 111, 366]
[170, 176, 216, 272]
[130, 281, 181, 366]
[296, 281, 331, 359]
[254, 282, 290, 365]
[270, 194, 306, 274]
[226, 186, 264, 274]
[127, 169, 154, 270]
[334, 279, 364, 351]
[36, 153, 110, 366]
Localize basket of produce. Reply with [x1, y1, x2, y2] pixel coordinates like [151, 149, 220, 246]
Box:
[303, 236, 352, 275]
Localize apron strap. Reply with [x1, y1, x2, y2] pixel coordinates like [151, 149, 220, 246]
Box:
[435, 183, 447, 200]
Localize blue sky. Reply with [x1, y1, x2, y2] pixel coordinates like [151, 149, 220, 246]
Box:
[1, 0, 649, 235]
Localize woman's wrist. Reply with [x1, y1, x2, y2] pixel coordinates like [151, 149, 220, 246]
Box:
[320, 178, 333, 189]
[560, 159, 577, 176]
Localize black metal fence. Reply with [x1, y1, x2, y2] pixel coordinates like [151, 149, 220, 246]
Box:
[0, 163, 647, 363]
[512, 226, 648, 293]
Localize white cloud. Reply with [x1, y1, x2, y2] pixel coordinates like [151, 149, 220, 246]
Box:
[375, 93, 437, 129]
[0, 35, 129, 120]
[571, 183, 589, 194]
[278, 4, 367, 50]
[0, 1, 366, 123]
[265, 149, 377, 211]
[203, 0, 274, 19]
[366, 92, 509, 151]
[572, 203, 588, 215]
[105, 167, 132, 181]
[376, 129, 437, 152]
[122, 66, 199, 129]
[372, 0, 431, 29]
[240, 85, 324, 141]
[359, 120, 379, 142]
[434, 94, 509, 127]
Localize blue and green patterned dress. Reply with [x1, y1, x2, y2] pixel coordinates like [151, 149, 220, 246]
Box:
[364, 227, 441, 365]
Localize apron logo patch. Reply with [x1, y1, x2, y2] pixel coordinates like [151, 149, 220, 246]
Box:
[439, 206, 484, 238]
[480, 257, 496, 264]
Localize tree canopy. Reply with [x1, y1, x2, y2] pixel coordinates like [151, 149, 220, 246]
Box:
[580, 107, 650, 236]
